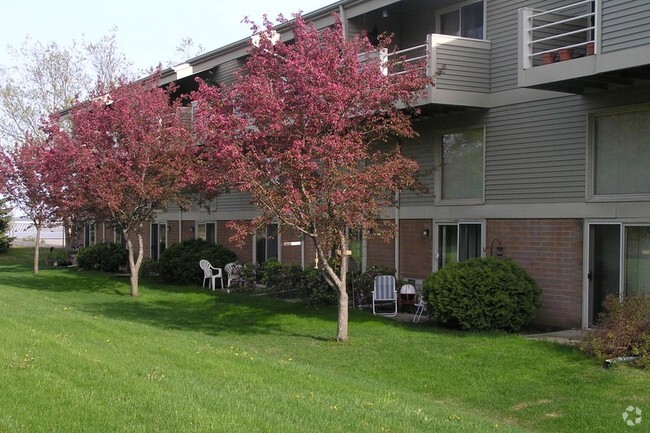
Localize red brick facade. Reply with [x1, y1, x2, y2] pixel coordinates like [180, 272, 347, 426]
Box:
[399, 219, 433, 279]
[487, 219, 583, 329]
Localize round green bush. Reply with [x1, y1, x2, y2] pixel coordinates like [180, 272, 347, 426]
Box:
[158, 238, 237, 285]
[77, 242, 128, 272]
[422, 257, 541, 331]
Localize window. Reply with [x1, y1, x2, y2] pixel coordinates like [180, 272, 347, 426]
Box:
[439, 1, 485, 39]
[592, 108, 650, 198]
[625, 226, 650, 297]
[436, 222, 483, 270]
[196, 222, 216, 243]
[440, 126, 484, 202]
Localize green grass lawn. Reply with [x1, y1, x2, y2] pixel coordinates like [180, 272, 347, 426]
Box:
[0, 248, 648, 432]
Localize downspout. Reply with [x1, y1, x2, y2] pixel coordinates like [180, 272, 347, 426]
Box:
[395, 191, 400, 278]
[178, 208, 183, 243]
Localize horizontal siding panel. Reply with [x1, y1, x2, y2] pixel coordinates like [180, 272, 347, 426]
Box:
[400, 125, 435, 207]
[602, 0, 650, 52]
[216, 191, 256, 212]
[485, 93, 587, 202]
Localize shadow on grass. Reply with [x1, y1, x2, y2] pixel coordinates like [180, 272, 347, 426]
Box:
[0, 265, 588, 360]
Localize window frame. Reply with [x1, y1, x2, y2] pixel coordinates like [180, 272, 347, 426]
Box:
[433, 221, 485, 271]
[196, 221, 217, 243]
[436, 0, 486, 40]
[434, 124, 486, 205]
[587, 104, 650, 202]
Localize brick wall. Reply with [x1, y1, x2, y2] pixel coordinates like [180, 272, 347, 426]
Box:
[487, 219, 583, 329]
[399, 219, 433, 279]
[217, 221, 252, 263]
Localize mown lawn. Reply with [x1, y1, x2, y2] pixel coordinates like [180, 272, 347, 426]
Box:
[0, 248, 647, 433]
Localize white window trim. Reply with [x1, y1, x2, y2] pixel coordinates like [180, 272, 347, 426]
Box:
[436, 0, 486, 40]
[587, 104, 650, 202]
[434, 124, 486, 205]
[433, 220, 485, 271]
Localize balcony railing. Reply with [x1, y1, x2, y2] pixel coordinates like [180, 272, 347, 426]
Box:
[380, 34, 491, 106]
[521, 0, 598, 69]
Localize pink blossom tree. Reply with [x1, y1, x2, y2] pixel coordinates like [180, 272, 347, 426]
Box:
[0, 136, 61, 273]
[48, 75, 194, 296]
[192, 15, 431, 341]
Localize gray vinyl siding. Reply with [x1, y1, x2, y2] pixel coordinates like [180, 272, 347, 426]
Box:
[400, 123, 436, 206]
[436, 39, 491, 93]
[214, 59, 242, 86]
[486, 95, 587, 202]
[215, 191, 256, 212]
[488, 0, 590, 92]
[601, 0, 650, 53]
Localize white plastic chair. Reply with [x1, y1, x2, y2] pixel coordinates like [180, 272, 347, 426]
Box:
[199, 259, 223, 291]
[224, 262, 242, 288]
[372, 275, 398, 317]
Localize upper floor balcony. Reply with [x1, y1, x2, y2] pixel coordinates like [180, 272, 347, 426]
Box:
[388, 33, 491, 109]
[518, 0, 650, 93]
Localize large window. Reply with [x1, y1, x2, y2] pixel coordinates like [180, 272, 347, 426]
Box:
[439, 1, 485, 40]
[592, 108, 650, 198]
[440, 126, 484, 202]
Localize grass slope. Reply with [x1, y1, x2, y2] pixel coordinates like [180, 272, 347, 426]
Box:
[0, 248, 648, 432]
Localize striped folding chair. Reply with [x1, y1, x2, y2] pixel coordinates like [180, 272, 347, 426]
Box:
[372, 275, 398, 317]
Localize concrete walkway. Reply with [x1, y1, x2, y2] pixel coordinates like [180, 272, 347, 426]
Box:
[523, 329, 588, 345]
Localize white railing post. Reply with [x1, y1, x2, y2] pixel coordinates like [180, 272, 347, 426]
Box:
[594, 0, 601, 55]
[426, 34, 435, 100]
[519, 7, 534, 69]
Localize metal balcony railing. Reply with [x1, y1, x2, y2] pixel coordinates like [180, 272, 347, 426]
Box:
[521, 0, 598, 69]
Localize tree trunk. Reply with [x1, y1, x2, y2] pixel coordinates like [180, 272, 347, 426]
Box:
[33, 224, 41, 274]
[336, 284, 349, 341]
[125, 230, 144, 297]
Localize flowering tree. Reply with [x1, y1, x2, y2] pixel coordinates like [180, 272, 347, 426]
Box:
[0, 136, 60, 272]
[48, 75, 194, 296]
[192, 15, 431, 341]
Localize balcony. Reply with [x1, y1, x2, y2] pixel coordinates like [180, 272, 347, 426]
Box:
[389, 34, 491, 109]
[519, 0, 650, 93]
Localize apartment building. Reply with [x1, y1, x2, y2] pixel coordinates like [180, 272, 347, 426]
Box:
[90, 0, 650, 330]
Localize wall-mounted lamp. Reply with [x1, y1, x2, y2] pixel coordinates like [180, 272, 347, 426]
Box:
[189, 226, 194, 233]
[422, 229, 430, 238]
[484, 238, 504, 257]
[167, 225, 172, 232]
[382, 8, 389, 18]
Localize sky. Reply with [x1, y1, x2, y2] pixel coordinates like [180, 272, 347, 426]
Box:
[0, 0, 336, 73]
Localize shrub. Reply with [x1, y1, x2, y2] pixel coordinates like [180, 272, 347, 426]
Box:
[158, 238, 236, 285]
[139, 258, 160, 278]
[581, 295, 650, 368]
[422, 257, 541, 332]
[76, 242, 128, 272]
[45, 247, 73, 267]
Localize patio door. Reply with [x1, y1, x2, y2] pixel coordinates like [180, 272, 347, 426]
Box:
[151, 222, 167, 261]
[255, 223, 279, 264]
[436, 222, 483, 270]
[587, 223, 621, 327]
[587, 223, 650, 327]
